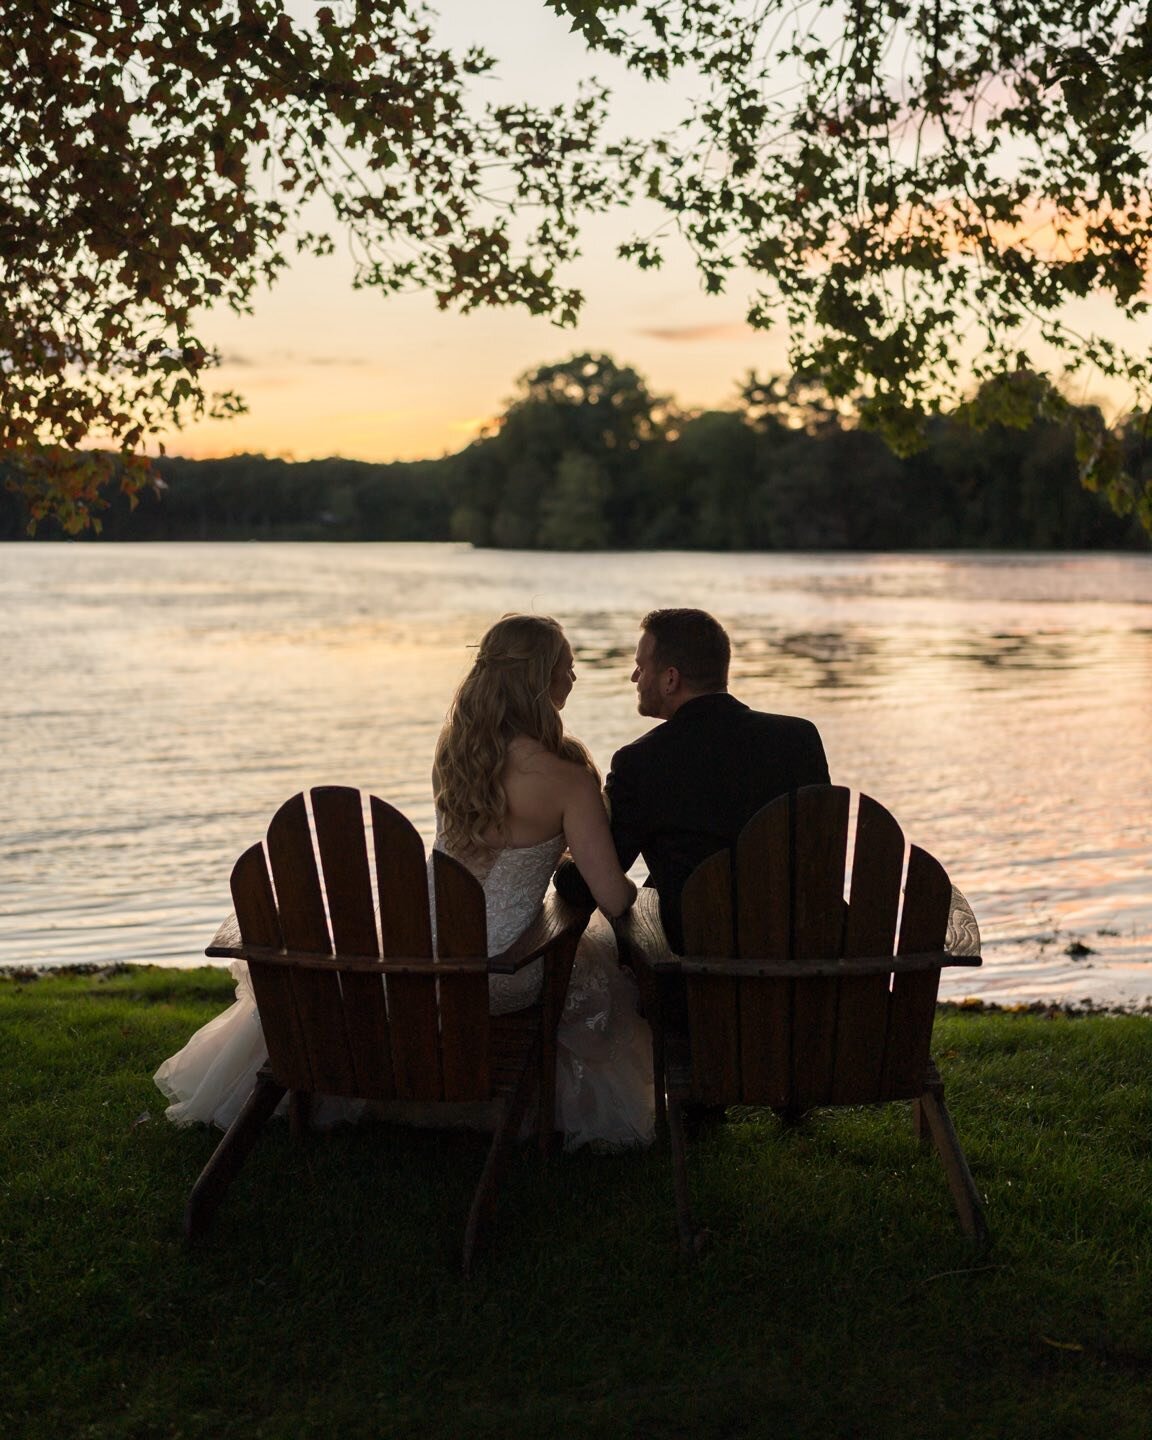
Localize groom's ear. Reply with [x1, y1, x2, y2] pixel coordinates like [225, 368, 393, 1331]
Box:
[664, 665, 682, 696]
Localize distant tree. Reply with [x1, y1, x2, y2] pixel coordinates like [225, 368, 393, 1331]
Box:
[452, 353, 668, 547]
[674, 410, 761, 550]
[536, 450, 611, 549]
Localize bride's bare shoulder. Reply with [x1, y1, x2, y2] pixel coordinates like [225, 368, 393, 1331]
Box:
[506, 736, 592, 789]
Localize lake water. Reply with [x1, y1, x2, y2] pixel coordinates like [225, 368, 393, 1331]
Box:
[2, 543, 1150, 1007]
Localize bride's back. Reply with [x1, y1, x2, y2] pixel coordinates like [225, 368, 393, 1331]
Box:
[487, 735, 580, 849]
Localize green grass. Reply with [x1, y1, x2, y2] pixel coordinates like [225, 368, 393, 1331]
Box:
[2, 967, 1151, 1440]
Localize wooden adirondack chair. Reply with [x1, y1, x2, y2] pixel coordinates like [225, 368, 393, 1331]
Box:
[614, 784, 988, 1255]
[185, 786, 589, 1272]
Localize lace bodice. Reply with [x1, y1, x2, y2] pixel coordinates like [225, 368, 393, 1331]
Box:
[431, 831, 566, 1014]
[439, 833, 566, 953]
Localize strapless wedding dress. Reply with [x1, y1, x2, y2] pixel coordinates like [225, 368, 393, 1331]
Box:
[154, 835, 654, 1152]
[441, 833, 654, 1150]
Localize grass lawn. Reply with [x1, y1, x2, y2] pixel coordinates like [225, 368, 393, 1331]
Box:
[2, 966, 1151, 1440]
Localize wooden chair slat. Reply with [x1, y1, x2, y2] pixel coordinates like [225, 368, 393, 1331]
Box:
[881, 845, 951, 1099]
[686, 974, 742, 1105]
[898, 845, 953, 953]
[788, 787, 851, 1105]
[230, 843, 282, 949]
[338, 970, 395, 1099]
[248, 960, 313, 1090]
[790, 975, 839, 1108]
[680, 849, 739, 1104]
[267, 792, 331, 954]
[432, 849, 488, 957]
[382, 978, 442, 1100]
[734, 795, 792, 1104]
[736, 977, 791, 1105]
[791, 785, 850, 959]
[369, 798, 440, 1099]
[230, 844, 310, 1088]
[289, 968, 361, 1096]
[431, 852, 490, 1099]
[438, 974, 491, 1101]
[832, 794, 906, 1103]
[370, 796, 433, 959]
[844, 794, 905, 956]
[681, 848, 734, 958]
[735, 792, 791, 958]
[311, 786, 379, 957]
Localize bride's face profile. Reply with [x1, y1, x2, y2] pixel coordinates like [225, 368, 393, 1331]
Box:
[549, 638, 576, 710]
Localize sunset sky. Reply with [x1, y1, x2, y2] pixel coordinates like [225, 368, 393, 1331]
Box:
[155, 1, 1141, 466]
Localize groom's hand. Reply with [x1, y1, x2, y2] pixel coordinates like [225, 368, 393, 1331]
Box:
[554, 856, 596, 910]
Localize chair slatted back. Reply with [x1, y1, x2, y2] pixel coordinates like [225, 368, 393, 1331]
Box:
[231, 787, 492, 1103]
[679, 786, 952, 1110]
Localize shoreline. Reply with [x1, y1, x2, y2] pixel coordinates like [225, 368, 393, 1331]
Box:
[5, 961, 1150, 1018]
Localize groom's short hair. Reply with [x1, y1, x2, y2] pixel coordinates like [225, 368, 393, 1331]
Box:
[641, 608, 730, 692]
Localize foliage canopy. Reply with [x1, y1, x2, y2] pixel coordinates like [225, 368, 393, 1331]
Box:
[549, 0, 1152, 525]
[4, 0, 1152, 530]
[2, 0, 623, 528]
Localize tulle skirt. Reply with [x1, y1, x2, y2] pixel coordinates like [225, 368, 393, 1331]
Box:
[153, 914, 654, 1151]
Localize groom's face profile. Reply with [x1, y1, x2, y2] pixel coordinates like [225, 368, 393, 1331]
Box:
[632, 630, 671, 718]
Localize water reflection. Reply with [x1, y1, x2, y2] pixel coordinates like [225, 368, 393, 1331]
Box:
[2, 544, 1149, 1007]
[734, 629, 886, 692]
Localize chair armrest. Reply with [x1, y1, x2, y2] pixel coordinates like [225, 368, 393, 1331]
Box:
[946, 887, 981, 958]
[206, 913, 243, 958]
[209, 889, 593, 975]
[675, 949, 981, 978]
[612, 887, 678, 973]
[486, 891, 592, 975]
[607, 887, 982, 977]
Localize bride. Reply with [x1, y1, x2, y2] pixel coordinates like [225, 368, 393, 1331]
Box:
[155, 614, 654, 1152]
[430, 612, 652, 1150]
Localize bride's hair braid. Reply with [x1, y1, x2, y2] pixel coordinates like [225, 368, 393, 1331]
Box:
[434, 613, 597, 855]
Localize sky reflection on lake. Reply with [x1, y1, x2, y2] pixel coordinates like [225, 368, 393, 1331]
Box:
[1, 543, 1149, 1007]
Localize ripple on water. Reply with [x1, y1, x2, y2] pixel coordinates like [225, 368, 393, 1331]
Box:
[2, 544, 1149, 1005]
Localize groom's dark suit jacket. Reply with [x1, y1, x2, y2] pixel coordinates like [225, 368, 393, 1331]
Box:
[558, 691, 830, 952]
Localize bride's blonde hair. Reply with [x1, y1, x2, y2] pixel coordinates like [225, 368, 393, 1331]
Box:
[434, 613, 597, 855]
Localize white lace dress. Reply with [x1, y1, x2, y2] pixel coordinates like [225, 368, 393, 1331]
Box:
[154, 835, 654, 1152]
[439, 833, 654, 1151]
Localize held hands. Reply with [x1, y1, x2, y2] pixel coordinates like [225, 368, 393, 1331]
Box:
[554, 855, 635, 916]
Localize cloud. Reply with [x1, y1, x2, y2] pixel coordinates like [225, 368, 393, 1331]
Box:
[635, 323, 751, 343]
[217, 349, 371, 369]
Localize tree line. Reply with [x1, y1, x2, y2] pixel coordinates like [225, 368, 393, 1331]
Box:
[4, 355, 1146, 551]
[8, 4, 1152, 533]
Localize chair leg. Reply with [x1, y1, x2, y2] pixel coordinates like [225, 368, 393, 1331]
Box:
[911, 1097, 931, 1147]
[184, 1069, 286, 1242]
[666, 1094, 699, 1259]
[918, 1072, 989, 1246]
[535, 1031, 558, 1158]
[651, 1018, 668, 1142]
[633, 964, 667, 1140]
[289, 1090, 311, 1140]
[536, 935, 578, 1155]
[462, 1041, 541, 1276]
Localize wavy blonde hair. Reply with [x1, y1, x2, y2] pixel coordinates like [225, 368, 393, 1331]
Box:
[434, 613, 597, 855]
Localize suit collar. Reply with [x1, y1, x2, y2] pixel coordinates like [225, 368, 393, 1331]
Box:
[666, 691, 747, 724]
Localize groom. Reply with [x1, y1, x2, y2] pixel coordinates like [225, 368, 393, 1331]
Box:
[556, 607, 830, 951]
